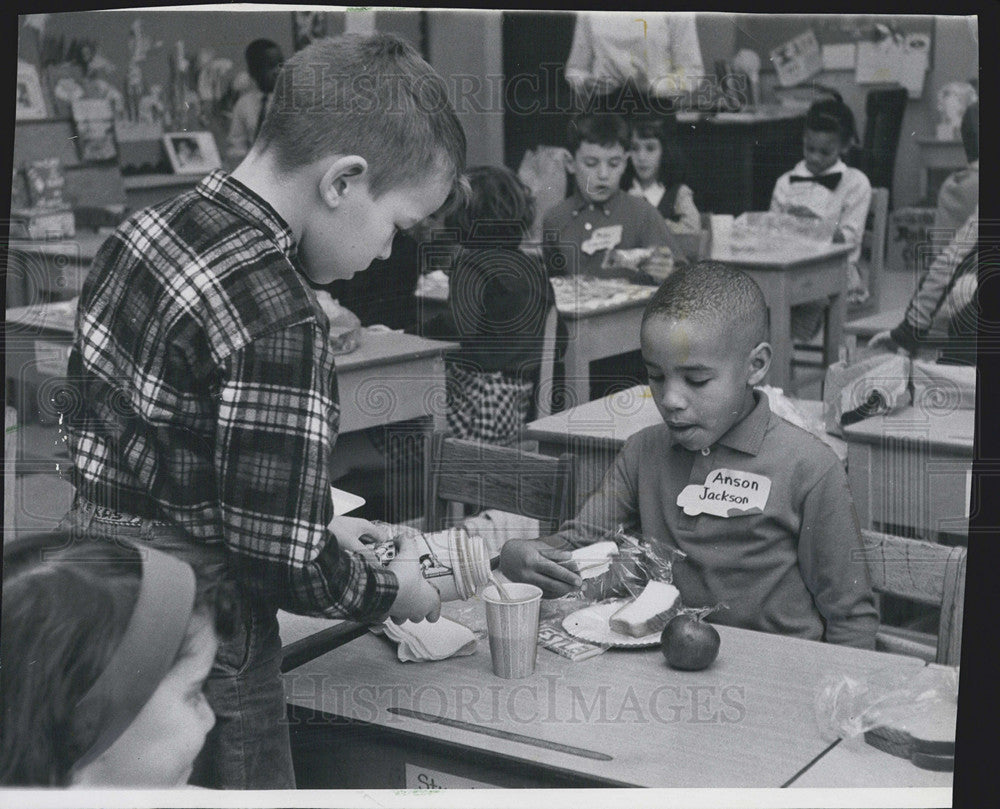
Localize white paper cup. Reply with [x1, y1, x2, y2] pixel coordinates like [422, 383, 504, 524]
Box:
[482, 583, 543, 678]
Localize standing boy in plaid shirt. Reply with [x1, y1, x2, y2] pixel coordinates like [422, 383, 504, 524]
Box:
[62, 34, 465, 789]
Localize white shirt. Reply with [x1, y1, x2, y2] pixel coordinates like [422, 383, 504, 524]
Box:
[770, 159, 872, 265]
[566, 12, 705, 97]
[226, 89, 271, 164]
[629, 179, 701, 233]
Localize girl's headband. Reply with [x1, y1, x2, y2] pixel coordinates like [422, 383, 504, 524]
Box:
[72, 545, 197, 772]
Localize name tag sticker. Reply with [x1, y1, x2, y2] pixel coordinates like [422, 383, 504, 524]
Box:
[581, 224, 623, 255]
[677, 468, 772, 517]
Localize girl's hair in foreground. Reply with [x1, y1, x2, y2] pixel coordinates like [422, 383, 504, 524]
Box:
[443, 165, 536, 246]
[621, 114, 691, 190]
[0, 534, 236, 786]
[258, 32, 467, 204]
[804, 90, 858, 148]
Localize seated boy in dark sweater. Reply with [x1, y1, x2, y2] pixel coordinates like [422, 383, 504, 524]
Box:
[501, 262, 878, 648]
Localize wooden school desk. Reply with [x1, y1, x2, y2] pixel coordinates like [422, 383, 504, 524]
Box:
[843, 406, 975, 541]
[524, 385, 842, 510]
[711, 242, 854, 393]
[4, 301, 457, 462]
[282, 598, 950, 792]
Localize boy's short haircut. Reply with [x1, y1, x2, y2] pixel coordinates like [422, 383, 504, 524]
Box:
[642, 261, 769, 347]
[804, 94, 857, 147]
[444, 165, 535, 245]
[567, 112, 630, 154]
[258, 33, 466, 203]
[960, 101, 979, 163]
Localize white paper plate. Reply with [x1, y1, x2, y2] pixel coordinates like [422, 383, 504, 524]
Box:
[561, 601, 662, 648]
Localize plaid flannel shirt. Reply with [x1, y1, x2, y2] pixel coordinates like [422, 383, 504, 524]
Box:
[66, 170, 397, 621]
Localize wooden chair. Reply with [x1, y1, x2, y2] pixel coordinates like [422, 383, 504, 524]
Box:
[534, 305, 559, 419]
[424, 432, 574, 535]
[850, 187, 890, 317]
[860, 529, 966, 666]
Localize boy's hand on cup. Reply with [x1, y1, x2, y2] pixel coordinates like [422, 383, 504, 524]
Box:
[499, 539, 582, 598]
[387, 532, 441, 624]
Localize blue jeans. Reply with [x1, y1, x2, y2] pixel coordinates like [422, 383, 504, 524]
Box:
[59, 500, 296, 789]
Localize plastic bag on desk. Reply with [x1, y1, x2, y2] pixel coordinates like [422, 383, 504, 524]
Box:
[566, 525, 687, 603]
[814, 664, 959, 744]
[822, 351, 912, 436]
[911, 359, 977, 412]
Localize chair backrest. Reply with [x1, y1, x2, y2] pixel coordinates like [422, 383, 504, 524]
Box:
[535, 306, 559, 419]
[424, 432, 574, 535]
[856, 187, 890, 310]
[860, 529, 966, 666]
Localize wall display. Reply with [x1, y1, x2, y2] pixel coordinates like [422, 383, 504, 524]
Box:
[72, 97, 117, 161]
[770, 29, 823, 87]
[163, 131, 221, 174]
[16, 60, 49, 120]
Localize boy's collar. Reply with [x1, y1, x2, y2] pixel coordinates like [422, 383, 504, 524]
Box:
[569, 186, 622, 214]
[713, 389, 770, 455]
[196, 170, 297, 259]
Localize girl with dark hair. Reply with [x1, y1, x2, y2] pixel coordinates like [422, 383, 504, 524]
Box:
[621, 115, 700, 233]
[424, 165, 557, 444]
[770, 91, 872, 337]
[1, 534, 236, 787]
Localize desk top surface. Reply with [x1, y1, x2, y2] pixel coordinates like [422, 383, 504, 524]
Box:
[283, 598, 939, 789]
[710, 241, 853, 269]
[8, 229, 112, 261]
[333, 330, 458, 370]
[841, 405, 975, 450]
[525, 385, 844, 459]
[676, 105, 806, 126]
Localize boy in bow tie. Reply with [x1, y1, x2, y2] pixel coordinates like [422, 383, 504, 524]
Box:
[770, 94, 872, 337]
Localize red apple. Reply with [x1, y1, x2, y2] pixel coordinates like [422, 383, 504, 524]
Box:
[661, 613, 721, 671]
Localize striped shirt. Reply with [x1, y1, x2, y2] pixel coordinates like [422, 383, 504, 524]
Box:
[66, 170, 398, 621]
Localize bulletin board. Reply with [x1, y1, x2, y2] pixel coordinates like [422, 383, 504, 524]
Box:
[734, 14, 935, 72]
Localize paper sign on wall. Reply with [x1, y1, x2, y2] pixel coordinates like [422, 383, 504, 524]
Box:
[856, 32, 929, 99]
[770, 29, 822, 87]
[677, 468, 772, 517]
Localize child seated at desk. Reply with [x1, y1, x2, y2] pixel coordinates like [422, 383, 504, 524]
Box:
[932, 101, 978, 250]
[501, 262, 878, 649]
[622, 114, 700, 234]
[1, 533, 235, 787]
[423, 165, 556, 444]
[770, 94, 872, 338]
[542, 112, 678, 280]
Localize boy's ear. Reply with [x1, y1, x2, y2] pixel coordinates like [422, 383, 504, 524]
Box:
[563, 150, 576, 175]
[318, 156, 368, 209]
[747, 341, 772, 387]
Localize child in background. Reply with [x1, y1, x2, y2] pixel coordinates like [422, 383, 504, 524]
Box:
[501, 262, 878, 649]
[770, 94, 872, 337]
[225, 38, 284, 166]
[932, 101, 978, 248]
[424, 165, 556, 444]
[543, 112, 678, 280]
[1, 534, 236, 787]
[622, 114, 700, 233]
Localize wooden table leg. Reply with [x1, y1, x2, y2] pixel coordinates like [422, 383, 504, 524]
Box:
[764, 281, 792, 391]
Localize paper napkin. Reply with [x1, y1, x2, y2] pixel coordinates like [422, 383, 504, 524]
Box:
[377, 617, 478, 663]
